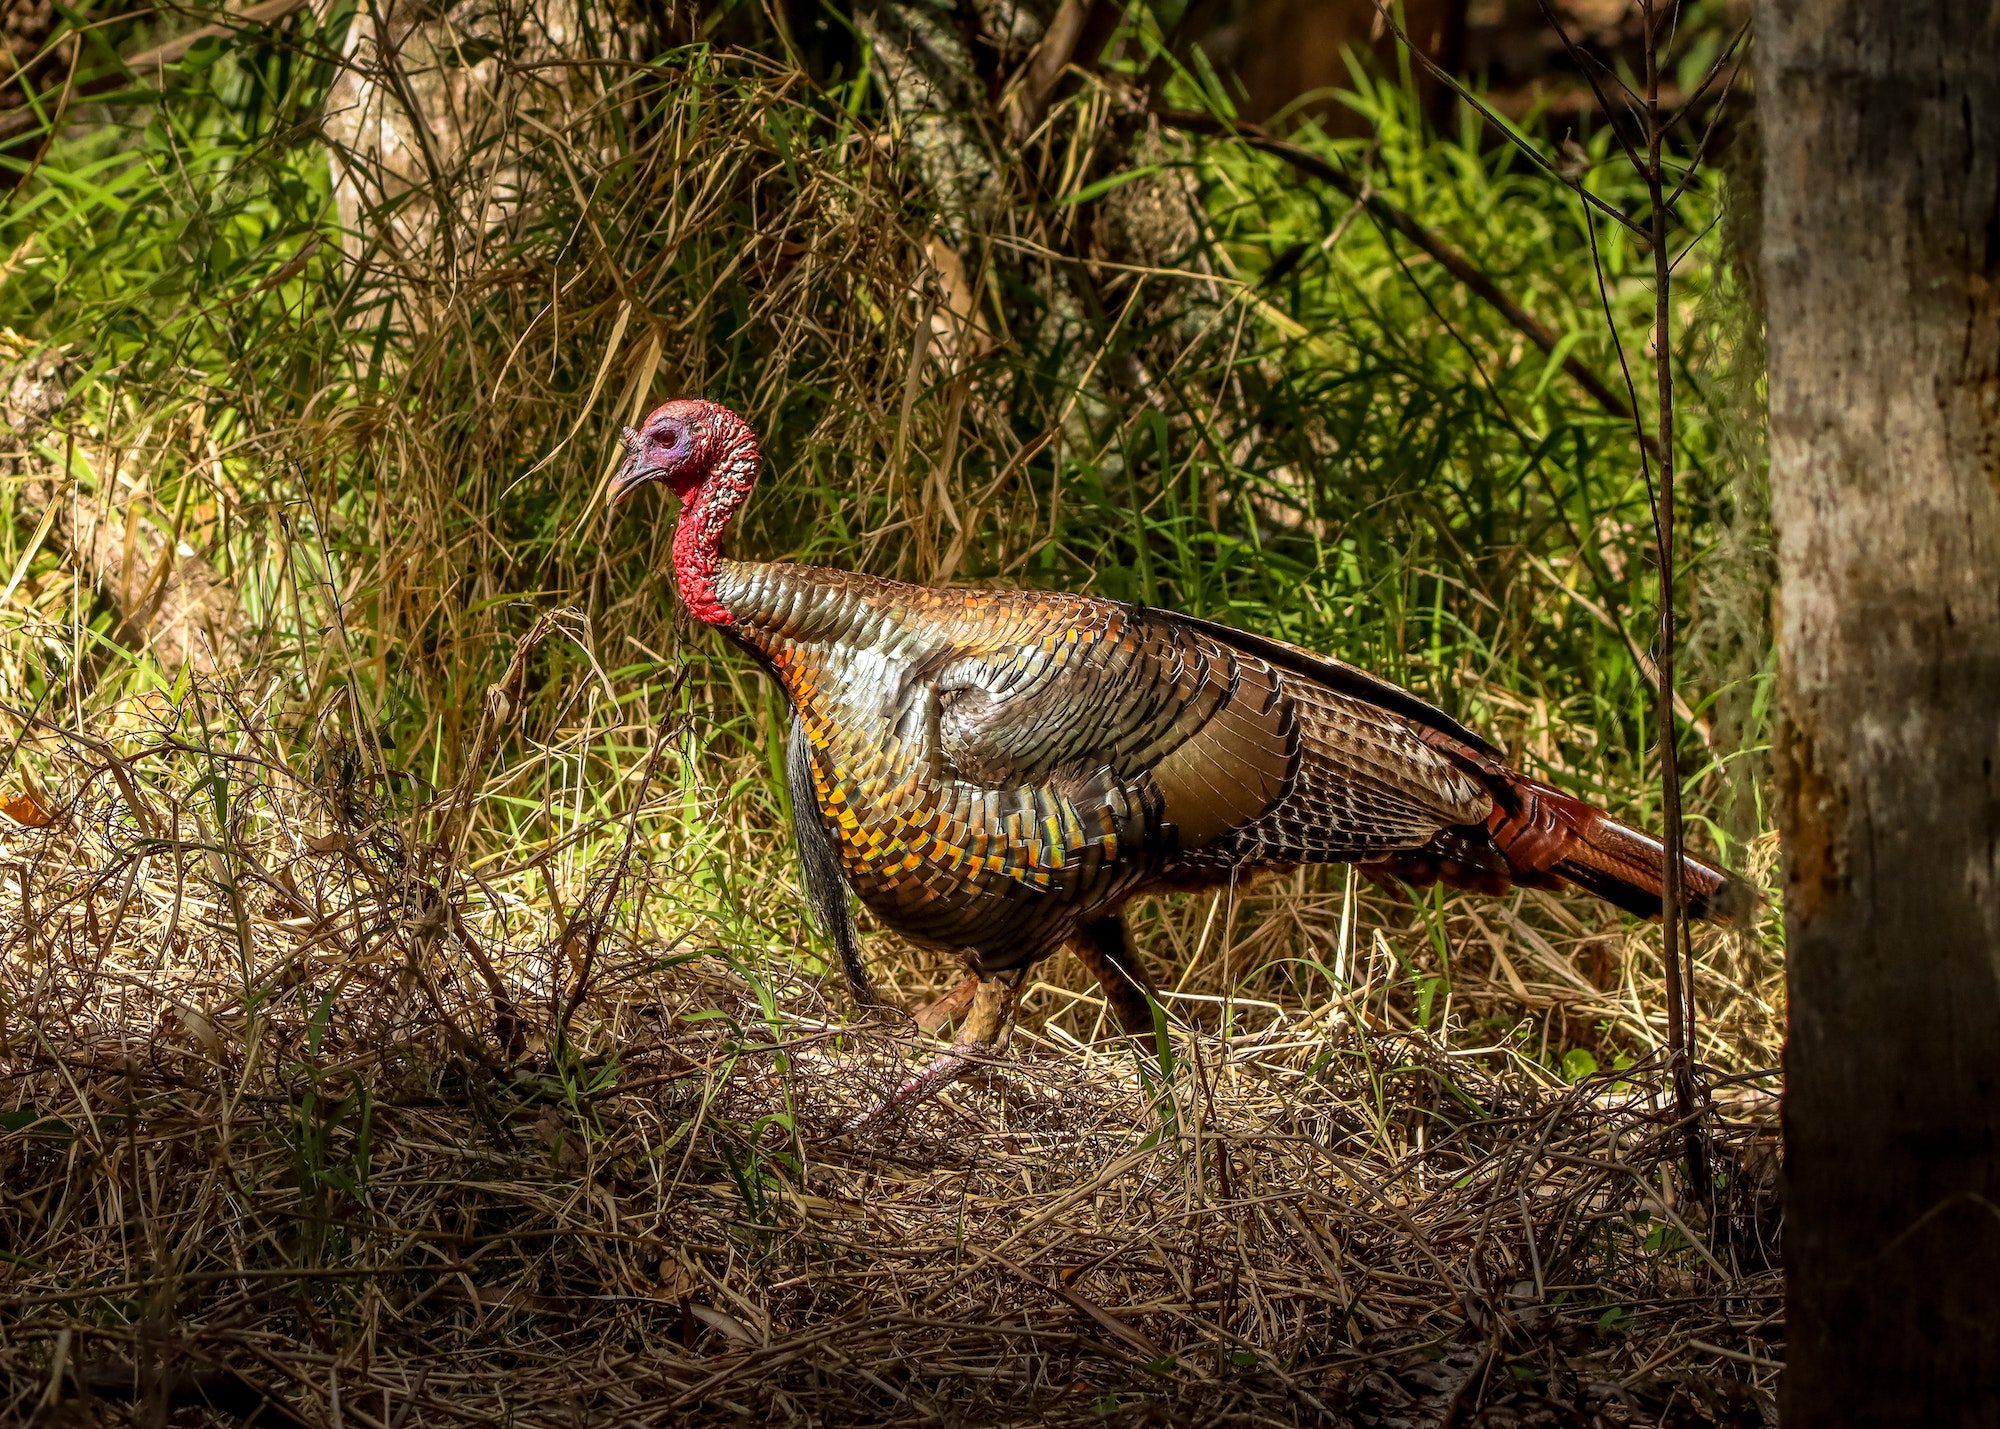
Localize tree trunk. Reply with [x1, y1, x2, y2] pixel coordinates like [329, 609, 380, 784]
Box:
[1758, 3, 2000, 1422]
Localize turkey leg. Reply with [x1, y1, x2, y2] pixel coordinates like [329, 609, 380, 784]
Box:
[845, 968, 1023, 1132]
[1071, 914, 1161, 1038]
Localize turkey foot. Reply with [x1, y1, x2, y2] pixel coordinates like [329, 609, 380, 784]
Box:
[845, 969, 1022, 1133]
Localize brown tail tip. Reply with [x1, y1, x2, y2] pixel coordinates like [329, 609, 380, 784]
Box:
[1476, 774, 1756, 927]
[1688, 866, 1760, 927]
[1364, 772, 1760, 927]
[1544, 802, 1757, 927]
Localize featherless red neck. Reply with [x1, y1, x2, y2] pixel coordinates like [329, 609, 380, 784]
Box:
[610, 398, 761, 625]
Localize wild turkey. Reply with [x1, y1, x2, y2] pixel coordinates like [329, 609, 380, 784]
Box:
[611, 399, 1750, 1121]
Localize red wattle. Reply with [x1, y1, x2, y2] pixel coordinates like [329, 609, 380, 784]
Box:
[667, 410, 761, 626]
[672, 489, 731, 624]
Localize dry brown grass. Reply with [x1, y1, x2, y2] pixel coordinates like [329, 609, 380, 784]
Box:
[1, 675, 1781, 1427]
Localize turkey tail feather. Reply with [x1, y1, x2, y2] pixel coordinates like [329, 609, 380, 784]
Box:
[1364, 769, 1755, 925]
[785, 714, 878, 998]
[1487, 775, 1754, 926]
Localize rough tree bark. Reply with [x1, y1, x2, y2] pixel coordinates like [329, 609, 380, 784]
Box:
[1758, 2, 2000, 1422]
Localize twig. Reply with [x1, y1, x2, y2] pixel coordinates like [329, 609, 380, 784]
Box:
[1000, 0, 1117, 141]
[1481, 65, 1742, 123]
[1364, 0, 1654, 243]
[1664, 24, 1751, 212]
[1532, 0, 1651, 176]
[1637, 0, 1710, 1205]
[559, 684, 686, 1033]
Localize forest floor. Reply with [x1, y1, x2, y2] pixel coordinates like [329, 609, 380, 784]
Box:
[0, 717, 1783, 1427]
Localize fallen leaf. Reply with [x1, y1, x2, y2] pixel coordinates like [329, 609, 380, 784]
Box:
[0, 788, 55, 828]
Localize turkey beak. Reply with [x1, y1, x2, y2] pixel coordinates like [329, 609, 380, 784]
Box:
[609, 428, 652, 508]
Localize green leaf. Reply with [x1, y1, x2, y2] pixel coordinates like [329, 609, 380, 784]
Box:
[0, 1108, 72, 1138]
[179, 36, 229, 75]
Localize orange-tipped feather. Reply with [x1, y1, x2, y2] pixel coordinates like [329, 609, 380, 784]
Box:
[1366, 772, 1755, 925]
